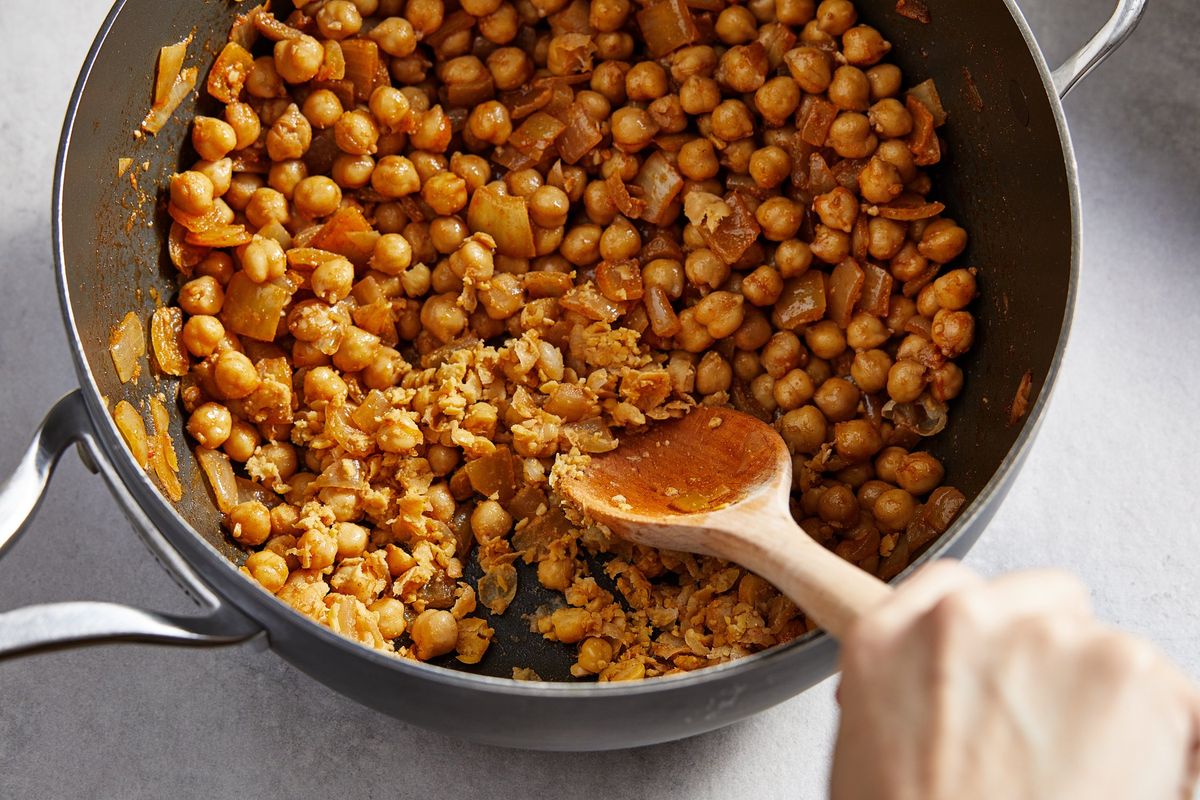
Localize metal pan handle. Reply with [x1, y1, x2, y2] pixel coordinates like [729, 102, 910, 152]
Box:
[0, 390, 261, 658]
[1052, 0, 1148, 98]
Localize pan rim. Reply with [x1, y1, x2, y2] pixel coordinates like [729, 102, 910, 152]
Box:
[50, 0, 1079, 698]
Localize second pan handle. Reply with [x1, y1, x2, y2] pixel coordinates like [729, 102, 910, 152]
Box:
[1052, 0, 1148, 98]
[0, 390, 261, 658]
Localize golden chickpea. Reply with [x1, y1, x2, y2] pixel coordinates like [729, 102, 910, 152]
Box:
[611, 106, 659, 153]
[776, 0, 815, 24]
[240, 237, 287, 284]
[774, 368, 815, 410]
[370, 16, 418, 56]
[245, 550, 288, 592]
[626, 62, 669, 101]
[333, 326, 381, 373]
[372, 233, 414, 276]
[814, 377, 861, 422]
[756, 196, 803, 241]
[179, 275, 224, 316]
[933, 268, 977, 310]
[775, 239, 814, 278]
[850, 349, 892, 394]
[367, 156, 418, 199]
[223, 419, 260, 463]
[191, 116, 237, 162]
[576, 637, 613, 674]
[214, 350, 260, 400]
[932, 309, 975, 357]
[677, 138, 720, 182]
[919, 221, 969, 263]
[227, 500, 271, 546]
[829, 66, 870, 112]
[470, 500, 513, 542]
[187, 402, 232, 448]
[317, 0, 363, 39]
[834, 419, 883, 462]
[273, 35, 324, 85]
[887, 359, 927, 403]
[896, 452, 945, 496]
[334, 110, 379, 156]
[421, 293, 468, 343]
[868, 217, 907, 260]
[224, 102, 262, 150]
[246, 56, 285, 99]
[784, 47, 831, 93]
[846, 314, 889, 350]
[292, 175, 342, 218]
[311, 256, 355, 304]
[827, 112, 877, 159]
[716, 4, 758, 43]
[181, 315, 224, 357]
[746, 146, 789, 191]
[411, 609, 459, 659]
[244, 187, 289, 228]
[867, 63, 903, 100]
[805, 320, 847, 359]
[711, 99, 754, 142]
[843, 25, 891, 66]
[371, 597, 408, 639]
[265, 104, 312, 161]
[874, 488, 916, 531]
[779, 405, 826, 454]
[170, 170, 215, 215]
[816, 0, 856, 34]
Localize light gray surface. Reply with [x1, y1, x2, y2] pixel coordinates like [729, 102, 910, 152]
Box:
[0, 0, 1196, 796]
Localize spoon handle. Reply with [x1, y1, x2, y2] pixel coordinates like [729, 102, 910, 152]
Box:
[727, 515, 893, 640]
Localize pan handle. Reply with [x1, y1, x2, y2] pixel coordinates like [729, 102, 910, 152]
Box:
[0, 390, 261, 658]
[1051, 0, 1148, 98]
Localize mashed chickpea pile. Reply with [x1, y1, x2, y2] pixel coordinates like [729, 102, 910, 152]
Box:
[134, 0, 977, 680]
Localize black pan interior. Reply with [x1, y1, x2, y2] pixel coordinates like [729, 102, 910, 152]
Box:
[59, 0, 1071, 680]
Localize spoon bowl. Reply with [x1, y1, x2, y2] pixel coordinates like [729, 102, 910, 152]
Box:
[555, 407, 892, 638]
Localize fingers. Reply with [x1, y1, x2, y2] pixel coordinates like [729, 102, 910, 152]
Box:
[847, 559, 981, 642]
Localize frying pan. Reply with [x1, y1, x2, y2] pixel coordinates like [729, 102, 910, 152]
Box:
[0, 0, 1145, 750]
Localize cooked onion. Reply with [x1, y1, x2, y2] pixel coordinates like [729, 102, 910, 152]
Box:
[109, 311, 145, 384]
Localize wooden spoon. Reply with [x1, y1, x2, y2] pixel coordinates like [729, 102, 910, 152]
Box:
[554, 406, 892, 639]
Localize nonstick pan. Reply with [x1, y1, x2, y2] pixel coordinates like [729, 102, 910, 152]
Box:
[0, 0, 1145, 750]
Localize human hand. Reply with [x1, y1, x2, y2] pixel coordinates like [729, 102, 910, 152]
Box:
[830, 561, 1200, 800]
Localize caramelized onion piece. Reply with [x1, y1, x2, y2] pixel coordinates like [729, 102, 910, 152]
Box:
[151, 307, 189, 377]
[637, 0, 699, 58]
[113, 400, 149, 468]
[206, 42, 254, 103]
[773, 271, 827, 330]
[828, 259, 865, 328]
[109, 311, 146, 384]
[222, 272, 292, 342]
[149, 397, 183, 502]
[468, 185, 536, 258]
[197, 446, 239, 513]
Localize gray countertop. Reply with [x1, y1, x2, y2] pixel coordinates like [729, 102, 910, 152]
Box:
[1, 0, 1197, 796]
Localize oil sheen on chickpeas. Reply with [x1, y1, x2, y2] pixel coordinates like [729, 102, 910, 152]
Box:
[147, 0, 974, 681]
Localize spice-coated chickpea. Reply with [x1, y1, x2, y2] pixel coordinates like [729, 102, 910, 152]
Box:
[187, 402, 232, 449]
[851, 349, 892, 393]
[179, 275, 225, 316]
[411, 609, 459, 659]
[230, 500, 272, 546]
[214, 350, 260, 400]
[896, 452, 945, 496]
[887, 359, 927, 403]
[170, 171, 215, 215]
[829, 66, 870, 111]
[274, 36, 324, 84]
[245, 550, 288, 592]
[814, 377, 861, 422]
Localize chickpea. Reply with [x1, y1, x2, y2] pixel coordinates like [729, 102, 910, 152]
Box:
[334, 110, 379, 156]
[868, 217, 907, 260]
[187, 402, 232, 449]
[224, 420, 260, 463]
[182, 315, 225, 357]
[274, 36, 324, 84]
[224, 102, 261, 150]
[214, 350, 260, 400]
[933, 268, 977, 310]
[178, 275, 224, 316]
[626, 62, 669, 101]
[775, 239, 814, 278]
[784, 47, 831, 94]
[317, 0, 362, 39]
[815, 0, 856, 35]
[850, 349, 892, 393]
[805, 320, 846, 359]
[411, 609, 459, 659]
[421, 293, 468, 343]
[245, 550, 288, 592]
[246, 56, 284, 99]
[371, 155, 420, 198]
[228, 500, 272, 546]
[780, 405, 826, 454]
[813, 186, 859, 234]
[761, 330, 804, 378]
[867, 63, 903, 100]
[470, 500, 513, 542]
[874, 488, 916, 531]
[827, 112, 877, 159]
[919, 220, 969, 263]
[265, 104, 312, 161]
[930, 362, 965, 402]
[311, 257, 355, 304]
[931, 309, 975, 357]
[834, 419, 883, 462]
[828, 66, 870, 112]
[814, 377, 861, 422]
[371, 16, 417, 56]
[191, 116, 237, 163]
[577, 637, 614, 674]
[774, 368, 814, 410]
[896, 452, 945, 495]
[711, 99, 755, 142]
[742, 265, 784, 306]
[887, 359, 927, 403]
[756, 197, 803, 241]
[170, 171, 214, 215]
[467, 101, 513, 146]
[369, 597, 408, 640]
[611, 107, 659, 152]
[843, 25, 891, 66]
